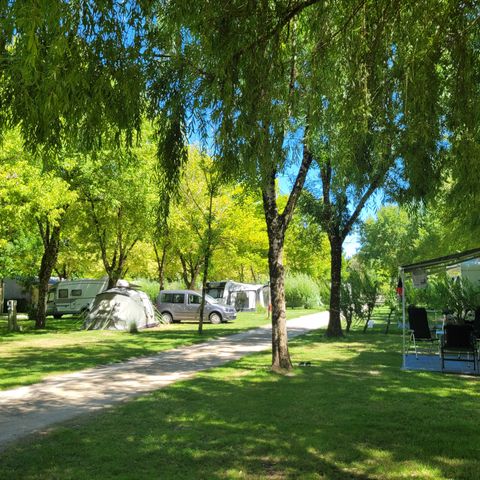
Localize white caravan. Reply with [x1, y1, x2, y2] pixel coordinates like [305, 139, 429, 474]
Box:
[206, 280, 270, 311]
[46, 279, 108, 318]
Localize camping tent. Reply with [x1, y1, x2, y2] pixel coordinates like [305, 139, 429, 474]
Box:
[399, 247, 480, 370]
[84, 286, 158, 331]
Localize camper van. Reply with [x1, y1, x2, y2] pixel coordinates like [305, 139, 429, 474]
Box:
[46, 279, 108, 318]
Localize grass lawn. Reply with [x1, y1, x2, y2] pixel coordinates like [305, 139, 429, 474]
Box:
[0, 308, 319, 390]
[1, 324, 479, 480]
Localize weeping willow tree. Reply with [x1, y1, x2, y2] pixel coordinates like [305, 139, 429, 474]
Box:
[143, 1, 480, 348]
[1, 1, 479, 359]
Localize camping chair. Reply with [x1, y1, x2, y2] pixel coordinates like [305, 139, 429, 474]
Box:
[470, 307, 480, 359]
[407, 307, 438, 359]
[441, 324, 477, 372]
[472, 307, 480, 338]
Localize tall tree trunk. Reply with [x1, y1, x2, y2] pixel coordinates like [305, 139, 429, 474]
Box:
[385, 307, 394, 334]
[268, 232, 290, 370]
[261, 140, 313, 371]
[198, 244, 211, 335]
[250, 266, 257, 284]
[199, 192, 214, 335]
[36, 224, 61, 329]
[326, 235, 343, 337]
[153, 241, 168, 292]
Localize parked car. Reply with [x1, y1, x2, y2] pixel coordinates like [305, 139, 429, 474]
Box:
[156, 290, 237, 324]
[46, 279, 108, 318]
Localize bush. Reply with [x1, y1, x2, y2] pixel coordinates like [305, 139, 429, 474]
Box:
[285, 273, 322, 309]
[132, 278, 160, 303]
[165, 280, 188, 290]
[127, 321, 139, 334]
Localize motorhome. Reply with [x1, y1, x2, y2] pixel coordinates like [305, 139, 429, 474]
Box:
[46, 279, 108, 318]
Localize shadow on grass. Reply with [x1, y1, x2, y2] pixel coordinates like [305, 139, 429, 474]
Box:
[0, 311, 315, 390]
[1, 331, 479, 479]
[0, 329, 216, 389]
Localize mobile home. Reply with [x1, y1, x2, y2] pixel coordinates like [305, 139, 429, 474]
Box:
[46, 279, 108, 318]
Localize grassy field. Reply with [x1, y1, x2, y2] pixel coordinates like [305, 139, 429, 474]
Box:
[0, 308, 319, 390]
[1, 322, 478, 480]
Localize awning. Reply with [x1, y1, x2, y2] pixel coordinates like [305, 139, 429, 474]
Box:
[400, 247, 480, 274]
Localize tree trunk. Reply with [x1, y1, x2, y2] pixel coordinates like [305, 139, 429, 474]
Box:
[199, 185, 215, 335]
[153, 242, 168, 292]
[250, 266, 257, 284]
[198, 249, 210, 335]
[326, 235, 344, 337]
[268, 230, 291, 371]
[261, 140, 313, 371]
[363, 303, 375, 333]
[107, 268, 123, 289]
[35, 225, 62, 329]
[345, 309, 353, 333]
[179, 254, 201, 290]
[385, 307, 394, 334]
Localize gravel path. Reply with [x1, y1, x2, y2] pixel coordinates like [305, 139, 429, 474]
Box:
[0, 311, 329, 450]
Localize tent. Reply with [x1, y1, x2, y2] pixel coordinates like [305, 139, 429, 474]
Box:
[84, 286, 158, 331]
[206, 280, 270, 311]
[399, 247, 480, 373]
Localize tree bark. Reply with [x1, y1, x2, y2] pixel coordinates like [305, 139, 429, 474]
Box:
[35, 224, 62, 329]
[268, 229, 291, 371]
[107, 267, 124, 289]
[262, 140, 313, 371]
[385, 307, 394, 334]
[153, 241, 168, 292]
[326, 234, 344, 337]
[179, 253, 202, 290]
[198, 182, 215, 335]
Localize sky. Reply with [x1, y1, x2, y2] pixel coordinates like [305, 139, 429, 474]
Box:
[278, 173, 385, 259]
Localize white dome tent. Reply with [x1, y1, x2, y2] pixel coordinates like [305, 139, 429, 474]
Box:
[84, 281, 158, 331]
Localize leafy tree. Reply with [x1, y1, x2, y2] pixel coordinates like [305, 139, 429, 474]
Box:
[3, 0, 479, 364]
[0, 132, 77, 327]
[285, 211, 330, 281]
[339, 280, 355, 333]
[211, 189, 269, 284]
[340, 265, 380, 333]
[75, 148, 156, 289]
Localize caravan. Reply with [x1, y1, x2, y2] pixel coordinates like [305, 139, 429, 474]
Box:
[46, 279, 108, 318]
[206, 280, 270, 311]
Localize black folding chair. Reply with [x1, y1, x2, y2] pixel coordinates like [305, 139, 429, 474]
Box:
[441, 324, 477, 372]
[407, 307, 438, 358]
[472, 307, 480, 338]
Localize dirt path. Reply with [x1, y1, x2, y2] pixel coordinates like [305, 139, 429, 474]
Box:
[0, 312, 328, 450]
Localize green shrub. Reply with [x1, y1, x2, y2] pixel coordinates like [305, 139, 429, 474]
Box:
[127, 321, 139, 334]
[164, 280, 187, 290]
[285, 273, 322, 308]
[132, 278, 160, 302]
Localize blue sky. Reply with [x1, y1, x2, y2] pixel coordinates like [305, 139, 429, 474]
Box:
[279, 174, 385, 258]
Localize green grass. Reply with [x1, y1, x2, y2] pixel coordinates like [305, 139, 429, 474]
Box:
[0, 308, 319, 390]
[1, 328, 479, 480]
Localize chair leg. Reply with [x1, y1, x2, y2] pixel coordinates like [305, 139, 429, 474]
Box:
[413, 337, 418, 359]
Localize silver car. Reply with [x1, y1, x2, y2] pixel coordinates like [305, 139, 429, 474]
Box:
[156, 290, 237, 324]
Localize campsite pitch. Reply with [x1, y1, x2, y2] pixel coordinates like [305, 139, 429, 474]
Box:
[0, 312, 328, 449]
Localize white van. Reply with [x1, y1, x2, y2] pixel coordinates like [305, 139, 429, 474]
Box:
[46, 279, 108, 318]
